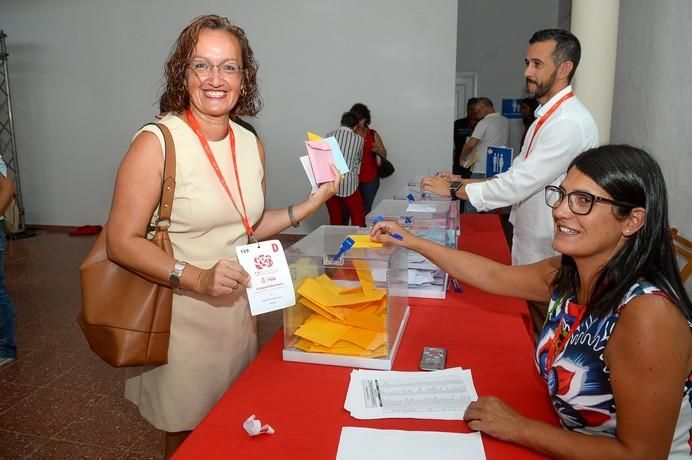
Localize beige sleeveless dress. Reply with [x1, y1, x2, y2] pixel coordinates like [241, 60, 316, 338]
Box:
[124, 114, 264, 432]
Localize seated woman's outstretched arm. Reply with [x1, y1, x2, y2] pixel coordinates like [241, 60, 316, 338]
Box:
[369, 219, 558, 303]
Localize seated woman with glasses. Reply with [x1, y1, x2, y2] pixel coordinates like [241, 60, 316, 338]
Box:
[370, 144, 692, 459]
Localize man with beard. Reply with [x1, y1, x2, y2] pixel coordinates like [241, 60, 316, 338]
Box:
[422, 29, 598, 333]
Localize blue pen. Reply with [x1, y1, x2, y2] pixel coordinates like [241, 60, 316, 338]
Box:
[332, 236, 355, 261]
[387, 231, 404, 240]
[452, 279, 462, 293]
[372, 215, 404, 241]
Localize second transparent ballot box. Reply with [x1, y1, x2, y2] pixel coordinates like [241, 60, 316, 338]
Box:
[366, 199, 457, 299]
[283, 226, 409, 370]
[391, 192, 461, 240]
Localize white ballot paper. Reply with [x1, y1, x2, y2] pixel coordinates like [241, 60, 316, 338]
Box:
[299, 155, 319, 193]
[406, 203, 437, 213]
[344, 367, 478, 420]
[336, 427, 486, 460]
[235, 240, 295, 316]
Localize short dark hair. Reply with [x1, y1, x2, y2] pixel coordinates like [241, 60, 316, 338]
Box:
[476, 97, 494, 109]
[466, 97, 479, 110]
[340, 111, 358, 128]
[552, 145, 692, 321]
[349, 103, 371, 126]
[529, 29, 581, 83]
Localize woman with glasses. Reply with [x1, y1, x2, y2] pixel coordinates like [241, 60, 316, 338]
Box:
[107, 15, 338, 457]
[371, 144, 691, 458]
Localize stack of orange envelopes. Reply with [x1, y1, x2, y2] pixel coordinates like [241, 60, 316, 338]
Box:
[293, 263, 388, 358]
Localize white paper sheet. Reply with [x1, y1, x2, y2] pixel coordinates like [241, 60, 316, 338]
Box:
[235, 240, 296, 316]
[406, 203, 437, 213]
[336, 427, 486, 460]
[344, 367, 478, 420]
[299, 155, 318, 193]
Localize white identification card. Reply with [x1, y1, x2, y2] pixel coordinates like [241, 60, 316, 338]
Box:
[235, 240, 295, 316]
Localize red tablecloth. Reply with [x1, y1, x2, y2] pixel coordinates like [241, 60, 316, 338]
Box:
[175, 215, 558, 459]
[414, 214, 534, 337]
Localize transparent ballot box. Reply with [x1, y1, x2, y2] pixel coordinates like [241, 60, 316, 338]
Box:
[391, 191, 461, 239]
[394, 187, 454, 203]
[366, 199, 456, 299]
[283, 226, 409, 370]
[407, 174, 427, 187]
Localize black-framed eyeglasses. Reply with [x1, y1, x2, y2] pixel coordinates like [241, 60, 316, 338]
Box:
[187, 59, 245, 79]
[544, 185, 637, 215]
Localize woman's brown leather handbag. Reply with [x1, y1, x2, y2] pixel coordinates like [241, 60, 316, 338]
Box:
[77, 123, 176, 367]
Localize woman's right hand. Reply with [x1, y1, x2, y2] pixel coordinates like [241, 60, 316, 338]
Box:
[370, 220, 413, 247]
[196, 259, 251, 297]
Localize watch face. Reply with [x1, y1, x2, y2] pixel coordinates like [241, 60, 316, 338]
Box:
[450, 181, 462, 191]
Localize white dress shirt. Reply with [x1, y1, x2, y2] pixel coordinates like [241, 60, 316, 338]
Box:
[465, 86, 599, 265]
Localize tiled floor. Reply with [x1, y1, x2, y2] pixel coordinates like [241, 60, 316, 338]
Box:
[0, 230, 296, 459]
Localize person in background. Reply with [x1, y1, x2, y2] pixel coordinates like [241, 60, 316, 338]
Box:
[325, 111, 365, 226]
[422, 29, 598, 333]
[108, 15, 338, 458]
[0, 155, 16, 368]
[373, 145, 692, 459]
[519, 97, 539, 145]
[453, 97, 479, 178]
[457, 97, 509, 213]
[351, 103, 388, 215]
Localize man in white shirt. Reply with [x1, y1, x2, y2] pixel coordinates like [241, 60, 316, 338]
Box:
[423, 29, 598, 265]
[457, 97, 510, 212]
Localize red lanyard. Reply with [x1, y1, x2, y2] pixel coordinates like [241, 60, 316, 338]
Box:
[185, 109, 256, 242]
[524, 91, 574, 159]
[545, 299, 586, 372]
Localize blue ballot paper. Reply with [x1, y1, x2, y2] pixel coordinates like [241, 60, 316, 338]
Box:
[324, 137, 350, 175]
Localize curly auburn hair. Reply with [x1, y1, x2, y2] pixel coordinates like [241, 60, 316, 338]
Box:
[158, 14, 262, 117]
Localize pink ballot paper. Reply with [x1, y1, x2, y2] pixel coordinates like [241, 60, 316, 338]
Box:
[305, 139, 337, 183]
[305, 137, 349, 184]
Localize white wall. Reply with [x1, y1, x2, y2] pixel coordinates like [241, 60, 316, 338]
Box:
[611, 0, 692, 235]
[456, 0, 560, 153]
[1, 0, 458, 231]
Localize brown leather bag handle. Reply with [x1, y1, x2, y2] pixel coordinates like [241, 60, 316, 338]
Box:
[149, 123, 176, 229]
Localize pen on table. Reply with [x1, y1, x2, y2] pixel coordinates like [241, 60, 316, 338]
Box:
[452, 279, 462, 293]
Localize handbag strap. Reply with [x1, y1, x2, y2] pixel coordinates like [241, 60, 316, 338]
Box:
[151, 123, 176, 229]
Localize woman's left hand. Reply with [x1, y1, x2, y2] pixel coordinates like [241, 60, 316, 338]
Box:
[307, 164, 340, 206]
[463, 397, 527, 443]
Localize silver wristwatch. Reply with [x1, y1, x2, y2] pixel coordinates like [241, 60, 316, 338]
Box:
[169, 261, 187, 288]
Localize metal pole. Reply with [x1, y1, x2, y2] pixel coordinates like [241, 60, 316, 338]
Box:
[0, 30, 25, 233]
